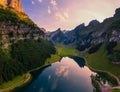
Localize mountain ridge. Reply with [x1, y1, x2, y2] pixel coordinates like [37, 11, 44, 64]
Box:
[46, 8, 120, 51]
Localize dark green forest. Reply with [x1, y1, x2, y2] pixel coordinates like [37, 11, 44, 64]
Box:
[0, 39, 56, 84]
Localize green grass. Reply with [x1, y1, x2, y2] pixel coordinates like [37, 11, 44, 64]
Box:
[112, 89, 120, 92]
[0, 73, 30, 92]
[45, 45, 79, 64]
[114, 42, 120, 51]
[86, 43, 120, 76]
[2, 44, 120, 92]
[45, 54, 61, 64]
[56, 45, 79, 57]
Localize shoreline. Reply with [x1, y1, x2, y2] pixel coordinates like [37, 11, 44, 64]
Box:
[1, 46, 120, 92]
[0, 63, 52, 92]
[84, 57, 120, 90]
[0, 53, 60, 92]
[11, 64, 51, 92]
[0, 73, 31, 92]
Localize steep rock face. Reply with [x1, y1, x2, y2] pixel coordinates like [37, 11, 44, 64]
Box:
[0, 3, 44, 48]
[0, 0, 7, 7]
[0, 0, 23, 12]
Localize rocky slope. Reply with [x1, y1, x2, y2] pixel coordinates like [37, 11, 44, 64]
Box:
[0, 2, 44, 48]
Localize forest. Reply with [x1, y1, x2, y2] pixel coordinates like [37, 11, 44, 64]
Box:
[0, 39, 56, 84]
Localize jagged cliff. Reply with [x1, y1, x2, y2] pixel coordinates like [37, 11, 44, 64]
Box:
[0, 0, 23, 12]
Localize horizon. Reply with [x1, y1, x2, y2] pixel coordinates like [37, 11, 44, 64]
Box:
[21, 0, 120, 31]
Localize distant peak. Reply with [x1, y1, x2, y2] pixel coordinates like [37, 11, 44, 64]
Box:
[114, 8, 120, 17]
[74, 23, 85, 30]
[56, 28, 62, 32]
[40, 28, 47, 33]
[88, 20, 100, 27]
[79, 23, 85, 27]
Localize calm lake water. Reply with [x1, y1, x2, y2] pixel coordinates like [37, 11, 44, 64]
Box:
[21, 57, 97, 92]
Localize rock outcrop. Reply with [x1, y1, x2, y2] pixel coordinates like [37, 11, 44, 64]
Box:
[0, 1, 44, 48]
[0, 0, 23, 12]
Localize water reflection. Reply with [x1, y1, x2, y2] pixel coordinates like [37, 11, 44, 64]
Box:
[23, 57, 96, 92]
[69, 56, 86, 67]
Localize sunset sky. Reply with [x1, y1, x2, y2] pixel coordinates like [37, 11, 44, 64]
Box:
[21, 0, 120, 31]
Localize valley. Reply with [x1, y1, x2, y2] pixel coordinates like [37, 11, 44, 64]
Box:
[0, 0, 120, 92]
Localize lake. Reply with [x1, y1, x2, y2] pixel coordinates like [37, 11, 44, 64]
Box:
[20, 56, 97, 92]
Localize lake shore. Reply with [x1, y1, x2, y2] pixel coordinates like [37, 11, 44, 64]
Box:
[10, 54, 61, 92]
[0, 73, 31, 92]
[1, 46, 120, 92]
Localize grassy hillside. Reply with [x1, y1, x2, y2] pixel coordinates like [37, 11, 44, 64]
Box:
[0, 8, 37, 28]
[86, 43, 120, 76]
[112, 89, 120, 92]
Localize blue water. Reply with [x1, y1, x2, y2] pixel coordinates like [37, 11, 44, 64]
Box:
[24, 57, 96, 92]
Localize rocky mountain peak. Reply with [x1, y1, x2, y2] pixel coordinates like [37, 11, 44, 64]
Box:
[0, 0, 23, 12]
[74, 23, 85, 31]
[88, 20, 100, 27]
[114, 8, 120, 17]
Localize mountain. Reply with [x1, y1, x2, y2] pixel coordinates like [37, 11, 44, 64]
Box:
[46, 20, 100, 46]
[46, 8, 120, 51]
[0, 0, 56, 87]
[0, 0, 23, 12]
[46, 28, 67, 43]
[0, 0, 44, 48]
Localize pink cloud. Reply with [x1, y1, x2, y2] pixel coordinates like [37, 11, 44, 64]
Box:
[48, 6, 51, 14]
[38, 0, 43, 3]
[50, 0, 57, 6]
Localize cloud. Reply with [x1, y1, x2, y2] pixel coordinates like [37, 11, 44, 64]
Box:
[48, 6, 51, 14]
[55, 12, 66, 22]
[38, 0, 43, 3]
[63, 12, 69, 18]
[50, 0, 57, 6]
[49, 0, 69, 22]
[55, 11, 69, 22]
[32, 0, 35, 5]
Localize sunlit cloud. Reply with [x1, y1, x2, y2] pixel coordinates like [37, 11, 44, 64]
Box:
[32, 0, 35, 5]
[48, 6, 51, 14]
[63, 12, 69, 18]
[22, 0, 120, 31]
[50, 0, 57, 6]
[55, 12, 66, 22]
[55, 11, 69, 22]
[38, 0, 43, 3]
